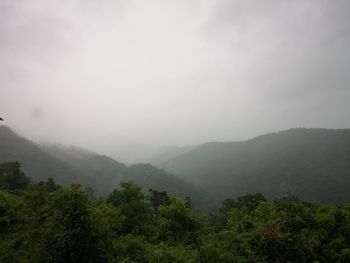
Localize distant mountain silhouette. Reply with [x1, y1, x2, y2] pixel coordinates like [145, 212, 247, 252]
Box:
[153, 128, 350, 205]
[0, 126, 205, 208]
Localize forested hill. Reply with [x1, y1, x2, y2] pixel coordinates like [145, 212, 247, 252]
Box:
[0, 126, 91, 186]
[154, 128, 350, 205]
[0, 125, 205, 207]
[2, 162, 350, 262]
[3, 125, 350, 209]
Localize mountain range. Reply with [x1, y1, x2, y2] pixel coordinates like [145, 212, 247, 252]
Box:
[153, 128, 350, 205]
[0, 125, 205, 208]
[2, 125, 350, 209]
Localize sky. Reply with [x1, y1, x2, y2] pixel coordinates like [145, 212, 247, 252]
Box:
[1, 0, 350, 162]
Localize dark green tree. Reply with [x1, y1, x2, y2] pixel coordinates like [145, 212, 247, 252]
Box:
[149, 188, 171, 209]
[43, 185, 114, 263]
[107, 181, 152, 235]
[0, 162, 30, 190]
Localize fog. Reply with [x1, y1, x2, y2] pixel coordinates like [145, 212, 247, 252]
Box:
[1, 0, 350, 162]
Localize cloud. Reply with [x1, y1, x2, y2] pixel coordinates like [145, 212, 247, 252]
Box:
[0, 0, 349, 162]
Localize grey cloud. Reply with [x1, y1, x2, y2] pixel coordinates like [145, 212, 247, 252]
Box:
[203, 0, 350, 101]
[0, 0, 349, 162]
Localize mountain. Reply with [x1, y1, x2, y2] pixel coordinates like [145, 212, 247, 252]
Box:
[0, 125, 93, 186]
[153, 128, 350, 205]
[0, 125, 205, 207]
[151, 145, 196, 167]
[4, 125, 350, 209]
[41, 143, 206, 207]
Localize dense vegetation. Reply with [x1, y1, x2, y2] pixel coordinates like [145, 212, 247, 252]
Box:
[1, 161, 350, 263]
[155, 128, 350, 206]
[0, 126, 206, 208]
[3, 126, 350, 211]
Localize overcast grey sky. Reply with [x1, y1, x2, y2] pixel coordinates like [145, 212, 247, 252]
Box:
[1, 0, 350, 162]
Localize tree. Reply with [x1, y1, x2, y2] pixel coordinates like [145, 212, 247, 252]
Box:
[0, 162, 30, 190]
[43, 185, 114, 263]
[107, 182, 152, 235]
[149, 189, 171, 209]
[159, 197, 199, 243]
[46, 178, 59, 193]
[236, 193, 266, 211]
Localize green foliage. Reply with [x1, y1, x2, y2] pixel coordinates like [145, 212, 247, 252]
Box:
[0, 126, 204, 208]
[0, 190, 23, 234]
[149, 188, 171, 209]
[159, 197, 199, 244]
[113, 235, 152, 262]
[1, 162, 350, 262]
[43, 185, 114, 263]
[156, 128, 350, 207]
[0, 162, 30, 190]
[149, 243, 198, 263]
[107, 182, 153, 235]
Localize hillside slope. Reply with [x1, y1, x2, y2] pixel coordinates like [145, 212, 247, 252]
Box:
[41, 143, 206, 206]
[155, 128, 350, 205]
[0, 125, 93, 186]
[0, 126, 205, 207]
